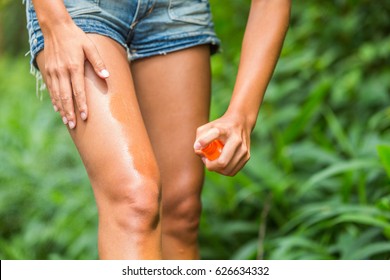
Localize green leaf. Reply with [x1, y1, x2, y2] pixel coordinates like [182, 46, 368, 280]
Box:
[349, 242, 390, 260]
[377, 144, 390, 178]
[299, 159, 379, 195]
[231, 239, 258, 260]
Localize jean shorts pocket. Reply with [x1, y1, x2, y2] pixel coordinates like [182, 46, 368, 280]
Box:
[168, 0, 211, 26]
[65, 0, 102, 17]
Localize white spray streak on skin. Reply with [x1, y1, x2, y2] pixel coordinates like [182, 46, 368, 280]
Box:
[103, 90, 143, 182]
[84, 74, 143, 182]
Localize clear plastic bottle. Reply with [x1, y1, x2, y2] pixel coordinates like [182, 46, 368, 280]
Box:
[201, 140, 224, 161]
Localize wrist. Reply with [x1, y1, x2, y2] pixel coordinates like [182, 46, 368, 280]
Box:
[224, 107, 257, 133]
[227, 85, 264, 133]
[33, 0, 73, 36]
[40, 15, 73, 35]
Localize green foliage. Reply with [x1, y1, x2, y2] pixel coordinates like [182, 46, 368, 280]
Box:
[1, 0, 390, 260]
[0, 57, 98, 259]
[200, 0, 390, 259]
[0, 0, 29, 55]
[378, 145, 390, 179]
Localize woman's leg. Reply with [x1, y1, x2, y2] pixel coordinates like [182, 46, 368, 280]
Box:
[36, 34, 162, 259]
[130, 45, 211, 259]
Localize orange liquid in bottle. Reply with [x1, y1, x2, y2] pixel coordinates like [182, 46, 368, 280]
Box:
[201, 140, 224, 161]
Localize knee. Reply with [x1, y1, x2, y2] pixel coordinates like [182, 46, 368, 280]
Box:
[93, 166, 161, 233]
[163, 173, 203, 238]
[117, 175, 161, 232]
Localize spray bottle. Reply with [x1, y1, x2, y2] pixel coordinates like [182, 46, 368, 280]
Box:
[201, 140, 224, 161]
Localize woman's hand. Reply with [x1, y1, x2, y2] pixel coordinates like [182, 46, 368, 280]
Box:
[41, 21, 109, 129]
[193, 112, 252, 176]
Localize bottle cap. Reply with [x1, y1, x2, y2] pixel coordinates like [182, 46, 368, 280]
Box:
[201, 140, 224, 161]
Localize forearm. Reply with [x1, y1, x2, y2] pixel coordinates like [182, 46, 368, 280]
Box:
[32, 0, 73, 34]
[226, 0, 291, 130]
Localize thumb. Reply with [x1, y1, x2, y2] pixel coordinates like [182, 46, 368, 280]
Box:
[84, 42, 110, 79]
[194, 127, 221, 150]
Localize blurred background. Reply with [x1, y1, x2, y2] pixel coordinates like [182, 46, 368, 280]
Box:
[1, 0, 390, 260]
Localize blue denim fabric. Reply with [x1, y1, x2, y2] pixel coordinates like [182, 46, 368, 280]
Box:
[25, 0, 220, 69]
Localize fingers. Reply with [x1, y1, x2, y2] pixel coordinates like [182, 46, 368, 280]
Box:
[194, 120, 251, 176]
[194, 127, 221, 151]
[45, 64, 79, 129]
[58, 70, 76, 129]
[204, 137, 251, 176]
[70, 64, 88, 121]
[46, 74, 63, 116]
[45, 76, 60, 113]
[84, 39, 110, 79]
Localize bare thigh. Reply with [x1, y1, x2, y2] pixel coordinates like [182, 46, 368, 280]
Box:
[131, 45, 211, 259]
[36, 34, 158, 188]
[131, 45, 211, 193]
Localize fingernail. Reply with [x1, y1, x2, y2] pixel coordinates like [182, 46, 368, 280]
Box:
[201, 157, 206, 164]
[100, 69, 110, 78]
[194, 142, 202, 150]
[62, 116, 68, 125]
[68, 121, 75, 129]
[81, 112, 87, 121]
[53, 105, 58, 112]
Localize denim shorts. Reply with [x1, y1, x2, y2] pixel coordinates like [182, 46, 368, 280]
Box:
[25, 0, 220, 70]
